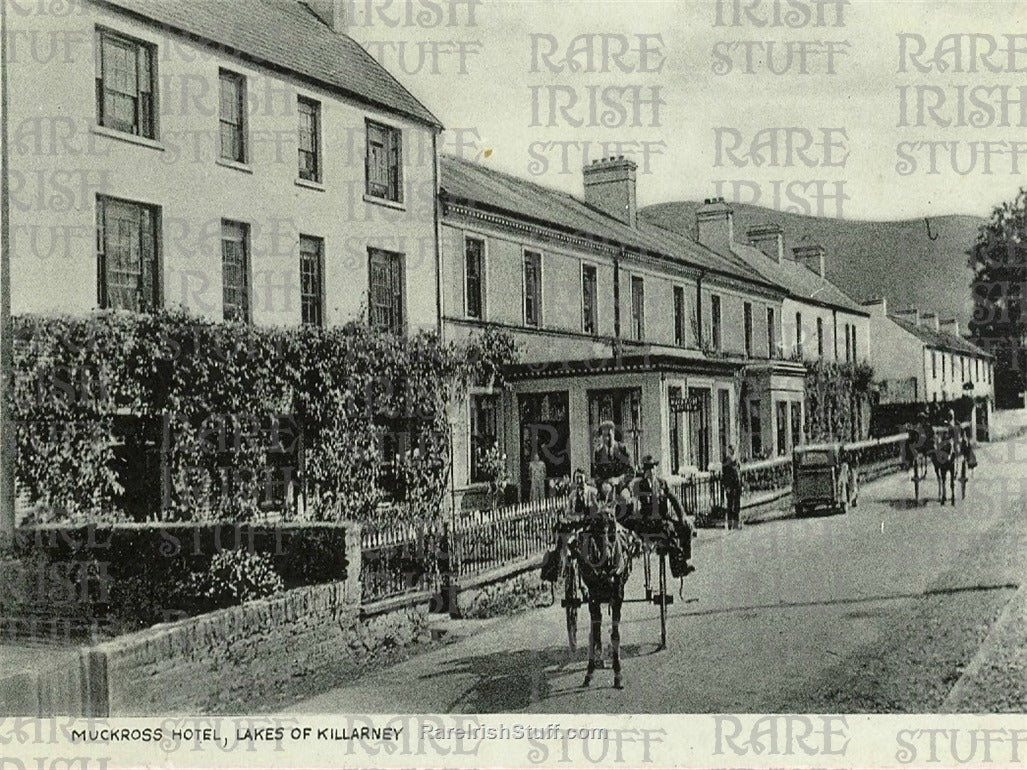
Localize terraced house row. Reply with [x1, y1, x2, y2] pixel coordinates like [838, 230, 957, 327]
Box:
[3, 0, 993, 510]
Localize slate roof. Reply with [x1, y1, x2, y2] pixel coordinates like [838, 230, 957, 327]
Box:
[96, 0, 441, 128]
[440, 156, 783, 291]
[638, 211, 866, 315]
[889, 315, 992, 358]
[730, 241, 867, 315]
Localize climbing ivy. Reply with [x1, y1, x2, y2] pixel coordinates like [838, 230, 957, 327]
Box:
[803, 360, 876, 443]
[10, 311, 518, 524]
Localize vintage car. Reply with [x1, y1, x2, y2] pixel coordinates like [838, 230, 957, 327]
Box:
[792, 443, 857, 516]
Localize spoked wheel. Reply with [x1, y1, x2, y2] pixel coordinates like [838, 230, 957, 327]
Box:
[642, 547, 653, 601]
[562, 561, 580, 650]
[657, 552, 668, 651]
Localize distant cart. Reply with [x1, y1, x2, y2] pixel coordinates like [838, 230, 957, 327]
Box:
[792, 443, 857, 516]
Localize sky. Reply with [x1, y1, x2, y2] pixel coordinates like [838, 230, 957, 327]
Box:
[347, 0, 1027, 221]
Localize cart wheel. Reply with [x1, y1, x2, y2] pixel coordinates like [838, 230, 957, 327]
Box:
[658, 553, 668, 651]
[643, 548, 653, 601]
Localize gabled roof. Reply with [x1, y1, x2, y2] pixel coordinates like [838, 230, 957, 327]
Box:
[95, 0, 442, 128]
[637, 211, 866, 315]
[729, 241, 868, 315]
[889, 315, 992, 358]
[440, 155, 783, 291]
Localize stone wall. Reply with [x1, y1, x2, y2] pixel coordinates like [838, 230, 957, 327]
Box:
[91, 581, 429, 715]
[450, 556, 554, 620]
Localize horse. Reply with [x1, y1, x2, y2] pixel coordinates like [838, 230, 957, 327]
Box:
[931, 430, 960, 506]
[566, 505, 638, 689]
[905, 419, 935, 482]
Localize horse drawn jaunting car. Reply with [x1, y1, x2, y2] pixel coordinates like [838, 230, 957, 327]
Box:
[903, 414, 977, 506]
[541, 491, 694, 690]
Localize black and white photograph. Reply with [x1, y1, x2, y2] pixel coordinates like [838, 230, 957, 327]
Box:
[0, 0, 1026, 766]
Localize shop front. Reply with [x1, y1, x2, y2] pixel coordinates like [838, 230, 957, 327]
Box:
[503, 354, 751, 498]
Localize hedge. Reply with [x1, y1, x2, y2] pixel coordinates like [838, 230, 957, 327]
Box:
[2, 522, 352, 633]
[10, 310, 516, 524]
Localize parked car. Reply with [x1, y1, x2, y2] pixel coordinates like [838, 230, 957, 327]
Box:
[792, 443, 857, 516]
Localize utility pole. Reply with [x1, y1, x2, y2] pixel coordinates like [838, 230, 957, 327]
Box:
[0, 0, 16, 546]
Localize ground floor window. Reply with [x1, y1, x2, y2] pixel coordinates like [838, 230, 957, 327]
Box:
[668, 386, 682, 473]
[588, 387, 642, 472]
[686, 387, 712, 471]
[749, 399, 763, 458]
[776, 401, 789, 455]
[717, 389, 731, 462]
[469, 394, 498, 483]
[790, 402, 803, 449]
[519, 391, 569, 498]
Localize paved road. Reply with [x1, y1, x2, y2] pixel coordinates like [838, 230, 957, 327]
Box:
[292, 437, 1027, 714]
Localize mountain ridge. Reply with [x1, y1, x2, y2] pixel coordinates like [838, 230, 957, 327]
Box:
[641, 201, 983, 327]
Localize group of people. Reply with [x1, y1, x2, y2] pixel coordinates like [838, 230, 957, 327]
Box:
[560, 420, 697, 578]
[905, 407, 977, 470]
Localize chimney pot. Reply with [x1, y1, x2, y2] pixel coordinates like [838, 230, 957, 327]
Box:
[892, 308, 920, 327]
[748, 223, 784, 264]
[791, 244, 827, 277]
[696, 196, 734, 251]
[860, 296, 888, 316]
[306, 0, 346, 32]
[939, 317, 961, 338]
[582, 156, 638, 228]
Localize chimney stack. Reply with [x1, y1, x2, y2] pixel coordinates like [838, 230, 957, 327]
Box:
[939, 317, 960, 337]
[792, 244, 826, 277]
[860, 296, 888, 317]
[919, 312, 940, 331]
[892, 308, 920, 326]
[583, 156, 637, 228]
[695, 197, 734, 252]
[748, 223, 784, 263]
[306, 0, 347, 33]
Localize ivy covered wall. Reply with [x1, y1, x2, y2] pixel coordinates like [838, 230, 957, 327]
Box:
[803, 360, 876, 443]
[9, 311, 516, 526]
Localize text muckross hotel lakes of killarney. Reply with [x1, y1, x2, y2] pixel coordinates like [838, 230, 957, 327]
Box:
[1, 0, 1027, 769]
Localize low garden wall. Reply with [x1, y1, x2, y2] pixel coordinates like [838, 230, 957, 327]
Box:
[89, 581, 428, 716]
[449, 553, 553, 620]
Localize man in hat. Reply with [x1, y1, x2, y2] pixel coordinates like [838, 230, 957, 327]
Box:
[592, 420, 633, 500]
[565, 467, 600, 519]
[944, 408, 963, 455]
[627, 455, 696, 577]
[907, 408, 934, 478]
[722, 444, 742, 530]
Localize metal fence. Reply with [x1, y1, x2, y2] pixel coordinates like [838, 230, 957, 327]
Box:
[451, 496, 566, 580]
[674, 473, 724, 522]
[360, 433, 916, 604]
[359, 520, 450, 604]
[359, 495, 568, 604]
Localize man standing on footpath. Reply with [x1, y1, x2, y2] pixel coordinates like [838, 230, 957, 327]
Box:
[722, 445, 742, 530]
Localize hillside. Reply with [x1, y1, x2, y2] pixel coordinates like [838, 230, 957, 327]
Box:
[641, 202, 984, 326]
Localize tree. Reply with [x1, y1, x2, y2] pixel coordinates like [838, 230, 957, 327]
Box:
[968, 187, 1027, 408]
